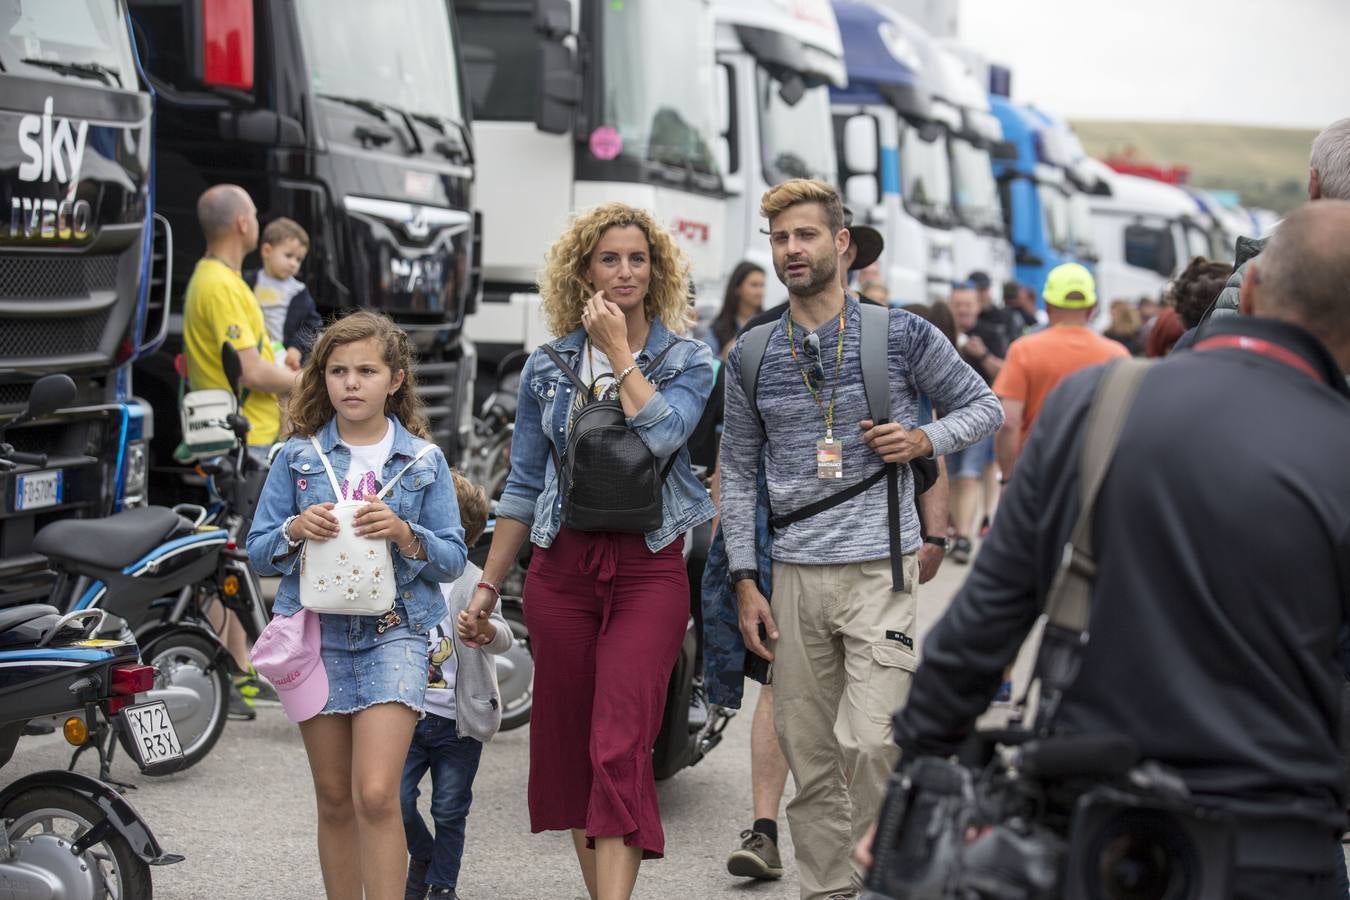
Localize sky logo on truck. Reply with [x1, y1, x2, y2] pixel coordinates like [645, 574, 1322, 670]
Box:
[8, 97, 93, 241]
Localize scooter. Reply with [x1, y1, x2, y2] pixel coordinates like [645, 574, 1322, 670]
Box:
[7, 375, 237, 775]
[0, 603, 185, 898]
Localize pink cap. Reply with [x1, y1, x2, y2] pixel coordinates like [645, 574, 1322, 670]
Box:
[250, 609, 328, 723]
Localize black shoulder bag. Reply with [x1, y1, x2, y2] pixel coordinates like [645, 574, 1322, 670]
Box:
[541, 341, 679, 534]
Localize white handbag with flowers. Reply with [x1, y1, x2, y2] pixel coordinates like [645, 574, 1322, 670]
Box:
[298, 436, 436, 615]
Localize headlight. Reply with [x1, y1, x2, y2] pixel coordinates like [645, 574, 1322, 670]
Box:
[123, 439, 148, 506]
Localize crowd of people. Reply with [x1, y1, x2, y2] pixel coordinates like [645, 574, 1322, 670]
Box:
[169, 114, 1350, 900]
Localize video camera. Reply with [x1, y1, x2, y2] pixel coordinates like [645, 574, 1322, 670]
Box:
[861, 731, 1237, 900]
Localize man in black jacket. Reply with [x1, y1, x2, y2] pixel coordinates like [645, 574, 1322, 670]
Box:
[892, 200, 1350, 897]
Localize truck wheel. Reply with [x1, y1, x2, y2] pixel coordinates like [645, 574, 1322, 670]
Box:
[119, 631, 229, 775]
[3, 786, 153, 899]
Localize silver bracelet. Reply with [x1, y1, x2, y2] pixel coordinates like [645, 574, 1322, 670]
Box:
[615, 364, 639, 388]
[282, 515, 302, 549]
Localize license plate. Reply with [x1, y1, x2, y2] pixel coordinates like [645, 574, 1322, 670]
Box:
[120, 701, 184, 767]
[15, 470, 63, 511]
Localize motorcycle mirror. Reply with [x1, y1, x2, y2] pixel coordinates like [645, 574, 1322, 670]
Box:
[221, 342, 243, 397]
[5, 374, 76, 431]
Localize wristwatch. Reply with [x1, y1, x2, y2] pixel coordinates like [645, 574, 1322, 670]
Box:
[730, 569, 758, 585]
[922, 535, 949, 552]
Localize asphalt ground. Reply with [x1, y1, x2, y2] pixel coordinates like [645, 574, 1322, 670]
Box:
[1, 552, 1046, 899]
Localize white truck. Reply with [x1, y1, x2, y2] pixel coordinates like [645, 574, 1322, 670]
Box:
[456, 0, 845, 359]
[832, 0, 955, 305]
[934, 43, 1013, 292]
[456, 0, 727, 361]
[1086, 162, 1215, 304]
[711, 0, 846, 311]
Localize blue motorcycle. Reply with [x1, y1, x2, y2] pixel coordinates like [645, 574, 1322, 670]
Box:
[0, 603, 184, 898]
[6, 375, 240, 775]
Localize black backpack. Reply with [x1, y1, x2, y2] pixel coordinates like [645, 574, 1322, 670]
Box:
[738, 302, 935, 592]
[542, 342, 679, 534]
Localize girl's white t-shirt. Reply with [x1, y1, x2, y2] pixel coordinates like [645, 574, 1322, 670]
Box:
[340, 418, 395, 501]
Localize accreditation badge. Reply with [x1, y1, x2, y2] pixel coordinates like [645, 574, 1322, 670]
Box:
[816, 436, 842, 479]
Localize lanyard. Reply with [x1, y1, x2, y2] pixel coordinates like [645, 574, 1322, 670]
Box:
[786, 308, 847, 439]
[1194, 335, 1322, 383]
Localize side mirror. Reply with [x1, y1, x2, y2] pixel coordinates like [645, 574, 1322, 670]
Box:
[715, 64, 732, 138]
[991, 140, 1018, 161]
[220, 109, 304, 146]
[918, 121, 944, 143]
[222, 342, 243, 398]
[533, 0, 578, 135]
[843, 115, 878, 176]
[5, 374, 76, 431]
[776, 73, 806, 107]
[1015, 246, 1045, 267]
[845, 174, 880, 211]
[190, 0, 255, 91]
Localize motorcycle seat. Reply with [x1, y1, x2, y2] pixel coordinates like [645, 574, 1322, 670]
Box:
[0, 604, 60, 635]
[33, 506, 190, 573]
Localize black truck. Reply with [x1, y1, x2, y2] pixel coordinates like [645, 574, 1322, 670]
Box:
[0, 1, 169, 606]
[128, 0, 481, 495]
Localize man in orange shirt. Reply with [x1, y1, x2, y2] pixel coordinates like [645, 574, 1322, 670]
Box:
[993, 263, 1128, 480]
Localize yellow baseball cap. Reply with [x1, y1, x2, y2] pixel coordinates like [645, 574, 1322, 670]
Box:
[1042, 263, 1097, 309]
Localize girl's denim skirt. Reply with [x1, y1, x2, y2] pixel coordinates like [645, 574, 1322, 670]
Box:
[317, 604, 428, 716]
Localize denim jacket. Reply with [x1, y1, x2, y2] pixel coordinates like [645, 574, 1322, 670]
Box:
[495, 317, 717, 552]
[246, 416, 468, 634]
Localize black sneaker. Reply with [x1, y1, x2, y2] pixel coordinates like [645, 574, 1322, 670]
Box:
[405, 858, 430, 900]
[727, 829, 784, 880]
[950, 536, 973, 565]
[227, 684, 256, 721]
[426, 888, 458, 900]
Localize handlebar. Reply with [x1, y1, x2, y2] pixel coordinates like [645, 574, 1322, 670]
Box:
[8, 449, 48, 467]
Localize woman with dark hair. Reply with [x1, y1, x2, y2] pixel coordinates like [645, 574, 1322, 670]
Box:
[1146, 306, 1186, 357]
[710, 262, 765, 357]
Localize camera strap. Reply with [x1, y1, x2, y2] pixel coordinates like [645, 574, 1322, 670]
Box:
[1033, 359, 1153, 731]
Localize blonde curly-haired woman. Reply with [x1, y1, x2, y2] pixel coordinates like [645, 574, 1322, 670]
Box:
[460, 203, 715, 899]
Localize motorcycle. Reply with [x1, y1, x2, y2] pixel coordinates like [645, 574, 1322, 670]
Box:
[0, 603, 184, 898]
[8, 374, 240, 775]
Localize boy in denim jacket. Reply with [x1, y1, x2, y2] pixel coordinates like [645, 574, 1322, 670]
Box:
[402, 472, 513, 900]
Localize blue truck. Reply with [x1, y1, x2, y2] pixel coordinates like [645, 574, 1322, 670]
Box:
[988, 86, 1100, 299]
[0, 1, 168, 607]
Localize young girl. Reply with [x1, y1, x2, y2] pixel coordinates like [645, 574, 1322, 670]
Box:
[247, 311, 467, 900]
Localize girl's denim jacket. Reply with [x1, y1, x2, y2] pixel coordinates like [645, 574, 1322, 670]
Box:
[495, 319, 717, 552]
[246, 417, 468, 634]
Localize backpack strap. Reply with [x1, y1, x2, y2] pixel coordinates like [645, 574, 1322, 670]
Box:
[737, 319, 778, 436]
[1033, 358, 1152, 730]
[857, 302, 905, 592]
[309, 436, 345, 498]
[373, 443, 439, 501]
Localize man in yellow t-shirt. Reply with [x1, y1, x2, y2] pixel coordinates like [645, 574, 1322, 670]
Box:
[182, 185, 299, 448]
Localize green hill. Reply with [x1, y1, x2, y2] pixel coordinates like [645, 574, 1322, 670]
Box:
[1070, 120, 1317, 213]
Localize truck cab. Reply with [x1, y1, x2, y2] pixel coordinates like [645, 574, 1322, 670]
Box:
[711, 0, 845, 311]
[1088, 165, 1214, 304]
[831, 0, 954, 305]
[933, 44, 1012, 291]
[456, 0, 725, 363]
[989, 95, 1098, 299]
[128, 0, 480, 472]
[0, 0, 165, 605]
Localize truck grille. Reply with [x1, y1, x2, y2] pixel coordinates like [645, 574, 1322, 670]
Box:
[0, 307, 113, 359]
[0, 255, 120, 299]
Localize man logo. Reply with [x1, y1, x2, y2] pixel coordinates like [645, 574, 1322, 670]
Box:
[18, 97, 89, 184]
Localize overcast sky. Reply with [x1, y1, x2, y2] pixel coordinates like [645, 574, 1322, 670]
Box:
[956, 0, 1349, 129]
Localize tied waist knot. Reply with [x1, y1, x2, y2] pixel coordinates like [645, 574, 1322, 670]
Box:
[579, 534, 621, 634]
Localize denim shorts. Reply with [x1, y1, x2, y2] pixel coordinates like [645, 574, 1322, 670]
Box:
[318, 605, 429, 716]
[946, 435, 995, 480]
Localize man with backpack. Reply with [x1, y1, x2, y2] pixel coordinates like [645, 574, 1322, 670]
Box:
[719, 179, 1002, 900]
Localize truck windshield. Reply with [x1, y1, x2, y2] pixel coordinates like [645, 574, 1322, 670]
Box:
[757, 72, 834, 185]
[900, 122, 954, 228]
[950, 137, 1003, 235]
[1038, 182, 1072, 254]
[295, 0, 463, 124]
[600, 0, 718, 176]
[0, 0, 137, 89]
